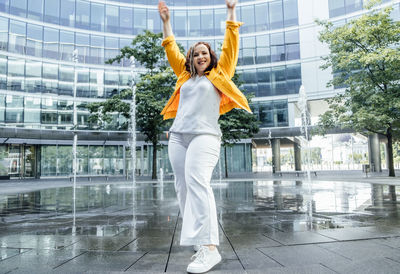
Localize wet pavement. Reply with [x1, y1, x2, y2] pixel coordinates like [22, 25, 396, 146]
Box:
[0, 177, 400, 273]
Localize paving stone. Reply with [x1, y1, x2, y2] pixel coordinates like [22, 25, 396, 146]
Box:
[264, 230, 336, 245]
[315, 226, 381, 241]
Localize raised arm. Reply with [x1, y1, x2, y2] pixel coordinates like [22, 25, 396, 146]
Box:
[158, 1, 186, 76]
[218, 0, 242, 79]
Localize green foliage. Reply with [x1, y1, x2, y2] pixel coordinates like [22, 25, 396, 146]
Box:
[316, 1, 400, 176]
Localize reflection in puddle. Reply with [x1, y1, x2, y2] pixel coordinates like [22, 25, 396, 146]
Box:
[0, 180, 399, 237]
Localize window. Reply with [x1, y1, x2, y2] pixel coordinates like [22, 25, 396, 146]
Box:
[242, 36, 256, 65]
[10, 0, 27, 17]
[7, 58, 25, 92]
[345, 0, 363, 14]
[188, 10, 200, 37]
[8, 20, 26, 54]
[269, 0, 284, 30]
[44, 0, 59, 24]
[286, 63, 301, 94]
[26, 24, 42, 57]
[76, 0, 90, 29]
[241, 5, 255, 33]
[60, 30, 74, 61]
[257, 67, 271, 97]
[76, 33, 89, 63]
[90, 69, 104, 98]
[329, 0, 345, 18]
[106, 5, 119, 33]
[147, 8, 161, 34]
[27, 0, 43, 21]
[42, 62, 58, 94]
[0, 18, 9, 51]
[5, 95, 24, 123]
[76, 68, 89, 97]
[214, 9, 226, 36]
[256, 34, 270, 64]
[58, 65, 74, 96]
[255, 3, 269, 31]
[283, 0, 298, 27]
[90, 35, 104, 64]
[105, 37, 119, 65]
[0, 0, 9, 13]
[91, 3, 104, 32]
[270, 32, 285, 62]
[25, 60, 42, 93]
[43, 27, 58, 59]
[60, 0, 75, 27]
[120, 7, 133, 34]
[271, 66, 286, 95]
[0, 55, 6, 90]
[24, 96, 41, 123]
[201, 9, 214, 36]
[285, 30, 300, 60]
[134, 8, 147, 35]
[174, 10, 186, 36]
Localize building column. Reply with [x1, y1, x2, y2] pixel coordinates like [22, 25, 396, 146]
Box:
[294, 142, 302, 171]
[271, 139, 281, 173]
[368, 133, 381, 172]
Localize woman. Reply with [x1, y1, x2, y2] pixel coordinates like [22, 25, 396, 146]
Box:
[158, 1, 251, 273]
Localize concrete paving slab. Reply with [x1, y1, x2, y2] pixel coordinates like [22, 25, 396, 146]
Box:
[263, 230, 337, 245]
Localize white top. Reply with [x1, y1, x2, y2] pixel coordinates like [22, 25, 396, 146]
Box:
[169, 75, 222, 136]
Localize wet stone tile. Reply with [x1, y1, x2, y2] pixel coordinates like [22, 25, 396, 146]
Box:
[64, 236, 136, 251]
[263, 230, 336, 245]
[0, 235, 78, 250]
[315, 227, 383, 241]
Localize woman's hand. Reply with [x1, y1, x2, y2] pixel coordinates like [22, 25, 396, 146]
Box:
[158, 1, 170, 22]
[225, 0, 237, 9]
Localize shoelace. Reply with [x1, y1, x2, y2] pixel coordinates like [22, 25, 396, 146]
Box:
[190, 247, 207, 264]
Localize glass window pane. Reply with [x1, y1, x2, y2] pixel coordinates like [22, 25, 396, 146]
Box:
[269, 0, 284, 30]
[10, 0, 26, 17]
[90, 35, 104, 64]
[25, 60, 42, 93]
[58, 65, 73, 96]
[241, 5, 255, 33]
[26, 24, 42, 57]
[76, 33, 89, 63]
[134, 8, 147, 35]
[76, 0, 90, 29]
[44, 0, 59, 24]
[60, 30, 74, 61]
[0, 56, 7, 90]
[201, 9, 214, 36]
[345, 0, 363, 14]
[105, 37, 119, 65]
[77, 68, 89, 97]
[174, 10, 186, 37]
[60, 0, 75, 27]
[6, 95, 24, 123]
[42, 62, 58, 94]
[255, 3, 269, 31]
[106, 5, 119, 33]
[188, 10, 200, 37]
[27, 0, 43, 21]
[283, 0, 298, 27]
[0, 17, 9, 51]
[120, 7, 133, 34]
[214, 8, 226, 36]
[24, 96, 41, 123]
[0, 0, 9, 13]
[90, 69, 104, 98]
[271, 66, 286, 95]
[9, 20, 26, 54]
[329, 0, 345, 18]
[91, 3, 104, 32]
[147, 8, 161, 34]
[43, 27, 58, 59]
[7, 58, 24, 91]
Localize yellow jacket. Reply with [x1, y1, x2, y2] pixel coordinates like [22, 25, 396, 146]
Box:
[160, 20, 252, 120]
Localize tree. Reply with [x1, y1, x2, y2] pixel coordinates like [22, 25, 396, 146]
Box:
[316, 0, 400, 176]
[218, 72, 260, 178]
[88, 31, 179, 179]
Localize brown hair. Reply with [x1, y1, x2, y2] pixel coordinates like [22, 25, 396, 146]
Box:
[185, 42, 218, 77]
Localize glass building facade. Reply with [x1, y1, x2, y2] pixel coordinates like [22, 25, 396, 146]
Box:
[0, 0, 397, 178]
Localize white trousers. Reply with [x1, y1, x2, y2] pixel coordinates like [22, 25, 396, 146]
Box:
[168, 132, 220, 246]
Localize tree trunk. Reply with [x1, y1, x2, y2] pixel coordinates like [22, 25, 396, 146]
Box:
[386, 126, 395, 177]
[224, 146, 228, 178]
[152, 142, 157, 179]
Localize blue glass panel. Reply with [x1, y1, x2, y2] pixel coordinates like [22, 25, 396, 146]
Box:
[0, 0, 9, 13]
[256, 34, 270, 64]
[58, 64, 73, 96]
[42, 62, 58, 94]
[105, 37, 119, 66]
[148, 8, 161, 34]
[76, 0, 90, 30]
[27, 0, 43, 21]
[345, 0, 363, 14]
[271, 32, 285, 62]
[120, 7, 133, 35]
[0, 56, 6, 90]
[0, 17, 8, 51]
[60, 30, 74, 61]
[106, 5, 119, 33]
[76, 33, 89, 63]
[241, 5, 255, 33]
[60, 0, 75, 27]
[25, 60, 42, 93]
[201, 9, 214, 36]
[8, 20, 26, 54]
[188, 10, 200, 37]
[329, 0, 345, 18]
[43, 27, 58, 59]
[134, 7, 147, 35]
[91, 3, 105, 32]
[26, 24, 42, 57]
[44, 0, 59, 24]
[7, 58, 25, 92]
[174, 10, 186, 36]
[285, 30, 299, 60]
[283, 0, 298, 27]
[269, 0, 284, 30]
[90, 35, 104, 64]
[214, 8, 225, 36]
[255, 3, 269, 31]
[10, 0, 27, 17]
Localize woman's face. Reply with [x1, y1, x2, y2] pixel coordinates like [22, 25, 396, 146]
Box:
[193, 44, 211, 76]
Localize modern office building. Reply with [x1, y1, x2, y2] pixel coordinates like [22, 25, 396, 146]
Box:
[0, 0, 397, 178]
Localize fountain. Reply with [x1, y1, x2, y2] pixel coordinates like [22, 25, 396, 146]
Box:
[129, 56, 137, 188]
[297, 85, 313, 222]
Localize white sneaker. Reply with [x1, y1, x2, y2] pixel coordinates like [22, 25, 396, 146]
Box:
[193, 245, 201, 252]
[187, 246, 221, 273]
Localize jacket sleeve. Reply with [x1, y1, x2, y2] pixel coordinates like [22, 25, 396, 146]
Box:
[218, 21, 243, 79]
[162, 35, 186, 77]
